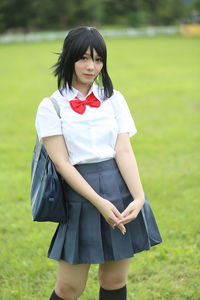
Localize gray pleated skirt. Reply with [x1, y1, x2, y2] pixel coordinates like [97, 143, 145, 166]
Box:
[48, 159, 162, 264]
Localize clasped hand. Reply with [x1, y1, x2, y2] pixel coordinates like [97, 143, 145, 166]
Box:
[97, 198, 145, 235]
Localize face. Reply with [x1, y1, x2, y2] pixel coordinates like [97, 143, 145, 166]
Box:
[72, 47, 103, 90]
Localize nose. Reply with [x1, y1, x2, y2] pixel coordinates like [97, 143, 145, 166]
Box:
[87, 59, 94, 70]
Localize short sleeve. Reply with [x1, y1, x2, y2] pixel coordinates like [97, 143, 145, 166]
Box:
[35, 97, 62, 143]
[111, 91, 137, 137]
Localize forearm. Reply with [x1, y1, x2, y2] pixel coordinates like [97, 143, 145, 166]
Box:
[55, 160, 104, 208]
[43, 136, 104, 208]
[56, 160, 125, 232]
[43, 136, 125, 232]
[115, 150, 145, 203]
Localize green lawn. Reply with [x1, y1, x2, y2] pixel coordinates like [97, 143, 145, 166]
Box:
[0, 36, 199, 300]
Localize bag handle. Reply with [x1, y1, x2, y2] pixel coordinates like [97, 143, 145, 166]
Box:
[31, 97, 61, 183]
[49, 96, 61, 118]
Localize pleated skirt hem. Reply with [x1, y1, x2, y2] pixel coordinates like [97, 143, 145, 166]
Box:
[47, 159, 162, 265]
[48, 240, 160, 265]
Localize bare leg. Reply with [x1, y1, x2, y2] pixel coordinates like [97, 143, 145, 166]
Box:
[53, 260, 90, 300]
[98, 258, 131, 300]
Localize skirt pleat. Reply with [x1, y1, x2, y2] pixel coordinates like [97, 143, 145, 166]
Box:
[48, 159, 162, 264]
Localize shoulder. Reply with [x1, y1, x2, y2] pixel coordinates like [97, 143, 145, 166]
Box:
[108, 89, 135, 121]
[37, 97, 51, 109]
[109, 89, 127, 107]
[37, 90, 65, 111]
[112, 89, 124, 99]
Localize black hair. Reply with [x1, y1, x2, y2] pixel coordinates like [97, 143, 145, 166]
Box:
[53, 26, 113, 99]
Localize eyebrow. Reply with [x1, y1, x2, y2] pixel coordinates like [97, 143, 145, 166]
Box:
[84, 52, 101, 57]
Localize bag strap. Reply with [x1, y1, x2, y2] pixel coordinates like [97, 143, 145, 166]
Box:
[49, 96, 61, 118]
[31, 97, 61, 182]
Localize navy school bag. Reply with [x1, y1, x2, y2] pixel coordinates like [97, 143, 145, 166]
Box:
[30, 97, 68, 223]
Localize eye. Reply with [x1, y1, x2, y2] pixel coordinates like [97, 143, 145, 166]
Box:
[80, 56, 87, 61]
[95, 57, 103, 63]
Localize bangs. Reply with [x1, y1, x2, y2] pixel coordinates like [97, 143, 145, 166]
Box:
[71, 28, 106, 63]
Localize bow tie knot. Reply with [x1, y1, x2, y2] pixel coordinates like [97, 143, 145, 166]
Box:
[69, 92, 101, 114]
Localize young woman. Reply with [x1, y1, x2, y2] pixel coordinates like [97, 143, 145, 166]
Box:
[35, 26, 162, 300]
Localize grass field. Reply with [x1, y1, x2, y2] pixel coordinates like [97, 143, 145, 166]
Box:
[0, 36, 200, 300]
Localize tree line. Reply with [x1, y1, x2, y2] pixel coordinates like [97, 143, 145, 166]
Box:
[0, 0, 199, 33]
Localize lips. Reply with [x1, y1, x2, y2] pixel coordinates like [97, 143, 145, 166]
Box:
[84, 74, 94, 77]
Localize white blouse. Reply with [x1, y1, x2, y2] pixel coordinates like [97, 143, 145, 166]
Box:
[35, 84, 137, 165]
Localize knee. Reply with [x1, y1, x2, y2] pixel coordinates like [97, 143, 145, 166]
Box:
[55, 280, 85, 300]
[98, 270, 127, 290]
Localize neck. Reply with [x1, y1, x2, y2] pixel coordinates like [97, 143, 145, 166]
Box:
[71, 81, 92, 97]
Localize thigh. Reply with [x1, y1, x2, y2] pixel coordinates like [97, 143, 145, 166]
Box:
[98, 258, 131, 290]
[55, 260, 90, 293]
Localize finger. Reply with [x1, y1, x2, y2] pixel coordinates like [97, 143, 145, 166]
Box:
[112, 206, 123, 220]
[117, 223, 126, 234]
[108, 214, 125, 233]
[120, 212, 132, 222]
[120, 219, 131, 225]
[121, 205, 132, 218]
[120, 213, 137, 225]
[108, 214, 120, 228]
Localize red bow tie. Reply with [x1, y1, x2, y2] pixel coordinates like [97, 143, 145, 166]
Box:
[69, 92, 101, 114]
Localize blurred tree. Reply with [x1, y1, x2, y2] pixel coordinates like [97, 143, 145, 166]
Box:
[0, 0, 103, 32]
[156, 0, 185, 25]
[0, 0, 193, 33]
[144, 0, 186, 25]
[171, 0, 186, 20]
[0, 0, 33, 32]
[67, 0, 102, 26]
[143, 0, 161, 24]
[102, 0, 144, 24]
[194, 0, 200, 11]
[31, 0, 101, 29]
[31, 0, 68, 29]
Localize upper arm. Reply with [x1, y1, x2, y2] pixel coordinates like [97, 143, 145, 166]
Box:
[111, 91, 137, 138]
[43, 135, 70, 169]
[35, 98, 62, 143]
[114, 133, 133, 154]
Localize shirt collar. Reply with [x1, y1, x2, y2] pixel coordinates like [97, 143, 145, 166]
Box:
[61, 83, 103, 102]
